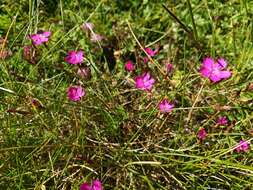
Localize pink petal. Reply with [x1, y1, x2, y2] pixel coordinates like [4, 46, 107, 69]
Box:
[142, 72, 150, 81]
[135, 77, 144, 89]
[43, 31, 51, 37]
[202, 57, 214, 68]
[200, 67, 212, 78]
[77, 51, 84, 62]
[83, 22, 94, 30]
[159, 99, 174, 113]
[217, 58, 227, 69]
[92, 180, 103, 190]
[219, 70, 231, 79]
[147, 78, 155, 86]
[209, 73, 222, 82]
[80, 183, 93, 190]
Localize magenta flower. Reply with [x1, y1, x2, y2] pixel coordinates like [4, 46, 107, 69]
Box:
[125, 60, 135, 72]
[144, 47, 158, 57]
[198, 128, 207, 140]
[159, 99, 174, 113]
[82, 22, 94, 31]
[80, 180, 103, 190]
[67, 86, 85, 101]
[135, 72, 155, 91]
[199, 57, 231, 82]
[217, 116, 228, 126]
[30, 31, 51, 46]
[235, 140, 250, 153]
[91, 33, 103, 42]
[65, 50, 84, 65]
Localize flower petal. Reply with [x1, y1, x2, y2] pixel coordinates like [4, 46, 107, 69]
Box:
[80, 183, 93, 190]
[200, 67, 212, 78]
[209, 73, 222, 82]
[92, 180, 103, 190]
[219, 70, 231, 79]
[202, 57, 214, 68]
[217, 58, 227, 69]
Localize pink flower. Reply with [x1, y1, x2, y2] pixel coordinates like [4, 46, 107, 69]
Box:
[67, 86, 85, 101]
[91, 33, 103, 42]
[125, 60, 135, 72]
[159, 99, 174, 113]
[166, 63, 173, 73]
[135, 72, 155, 91]
[65, 50, 84, 64]
[80, 180, 103, 190]
[235, 140, 249, 153]
[82, 22, 94, 31]
[30, 31, 51, 46]
[217, 116, 228, 126]
[199, 57, 231, 82]
[144, 47, 158, 57]
[197, 128, 207, 140]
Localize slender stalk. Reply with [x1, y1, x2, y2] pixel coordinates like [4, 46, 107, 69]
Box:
[186, 0, 198, 41]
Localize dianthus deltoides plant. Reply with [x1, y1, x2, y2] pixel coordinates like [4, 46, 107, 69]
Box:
[1, 0, 253, 189]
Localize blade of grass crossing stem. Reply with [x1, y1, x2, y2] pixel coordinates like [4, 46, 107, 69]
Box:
[186, 0, 198, 41]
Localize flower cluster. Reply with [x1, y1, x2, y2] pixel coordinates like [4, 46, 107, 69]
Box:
[24, 23, 249, 190]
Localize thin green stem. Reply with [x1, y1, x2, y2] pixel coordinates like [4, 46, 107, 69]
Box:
[186, 0, 198, 40]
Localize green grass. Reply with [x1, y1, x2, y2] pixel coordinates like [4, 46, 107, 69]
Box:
[1, 0, 253, 189]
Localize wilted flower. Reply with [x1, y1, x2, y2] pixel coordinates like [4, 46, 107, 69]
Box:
[199, 57, 231, 83]
[135, 72, 155, 91]
[91, 33, 103, 42]
[166, 63, 173, 73]
[217, 116, 228, 126]
[235, 140, 249, 153]
[159, 99, 174, 113]
[77, 67, 91, 79]
[80, 180, 103, 190]
[82, 22, 94, 31]
[124, 60, 134, 72]
[65, 50, 84, 64]
[0, 49, 12, 60]
[31, 98, 43, 109]
[143, 57, 149, 63]
[23, 45, 37, 64]
[30, 31, 51, 46]
[198, 128, 207, 140]
[144, 47, 158, 57]
[67, 86, 85, 101]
